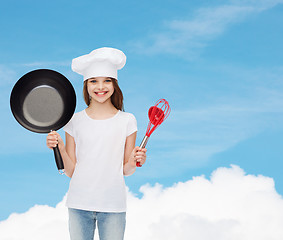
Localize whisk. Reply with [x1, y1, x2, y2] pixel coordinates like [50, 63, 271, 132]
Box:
[136, 98, 171, 167]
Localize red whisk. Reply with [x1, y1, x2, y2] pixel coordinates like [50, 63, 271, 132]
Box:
[137, 99, 171, 167]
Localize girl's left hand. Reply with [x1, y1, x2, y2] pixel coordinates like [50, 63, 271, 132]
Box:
[129, 146, 147, 167]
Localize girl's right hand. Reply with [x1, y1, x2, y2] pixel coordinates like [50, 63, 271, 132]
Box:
[46, 131, 64, 150]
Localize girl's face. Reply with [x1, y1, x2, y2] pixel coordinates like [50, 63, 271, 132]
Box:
[87, 77, 114, 104]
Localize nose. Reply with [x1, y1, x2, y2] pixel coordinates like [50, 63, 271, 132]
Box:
[97, 81, 104, 90]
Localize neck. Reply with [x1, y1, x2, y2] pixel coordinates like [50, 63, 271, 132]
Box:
[87, 98, 117, 116]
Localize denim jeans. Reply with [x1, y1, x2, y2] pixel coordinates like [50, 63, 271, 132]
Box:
[68, 208, 126, 240]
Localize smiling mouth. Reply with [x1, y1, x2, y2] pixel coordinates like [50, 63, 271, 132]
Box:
[95, 91, 108, 96]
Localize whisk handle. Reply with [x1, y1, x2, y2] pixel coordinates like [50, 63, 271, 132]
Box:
[136, 135, 149, 167]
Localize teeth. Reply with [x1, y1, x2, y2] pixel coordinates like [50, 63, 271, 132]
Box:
[96, 92, 107, 95]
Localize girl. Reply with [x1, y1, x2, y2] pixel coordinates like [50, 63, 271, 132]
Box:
[46, 47, 147, 240]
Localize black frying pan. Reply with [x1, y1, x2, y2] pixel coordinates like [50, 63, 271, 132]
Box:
[10, 69, 76, 174]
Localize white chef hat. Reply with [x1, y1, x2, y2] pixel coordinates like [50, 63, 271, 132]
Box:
[71, 47, 126, 81]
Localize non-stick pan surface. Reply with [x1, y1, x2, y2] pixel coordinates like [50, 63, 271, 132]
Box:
[10, 69, 76, 173]
[10, 69, 76, 133]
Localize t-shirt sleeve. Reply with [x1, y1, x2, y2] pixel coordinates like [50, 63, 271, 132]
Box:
[126, 113, 138, 137]
[63, 118, 74, 137]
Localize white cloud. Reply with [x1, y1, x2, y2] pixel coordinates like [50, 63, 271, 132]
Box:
[0, 196, 69, 240]
[130, 0, 283, 57]
[1, 165, 283, 240]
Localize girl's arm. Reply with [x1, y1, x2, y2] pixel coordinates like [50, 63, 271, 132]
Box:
[123, 132, 147, 176]
[46, 131, 77, 178]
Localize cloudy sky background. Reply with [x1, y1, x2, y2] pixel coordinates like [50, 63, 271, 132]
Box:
[1, 165, 283, 240]
[1, 0, 283, 239]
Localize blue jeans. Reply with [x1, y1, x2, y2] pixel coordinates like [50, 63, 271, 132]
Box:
[68, 208, 126, 240]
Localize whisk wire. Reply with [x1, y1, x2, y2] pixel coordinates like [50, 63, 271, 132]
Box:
[146, 99, 170, 137]
[136, 98, 171, 167]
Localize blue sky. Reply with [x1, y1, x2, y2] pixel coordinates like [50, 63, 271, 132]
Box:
[1, 0, 283, 222]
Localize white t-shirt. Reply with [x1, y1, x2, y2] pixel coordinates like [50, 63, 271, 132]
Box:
[63, 109, 137, 212]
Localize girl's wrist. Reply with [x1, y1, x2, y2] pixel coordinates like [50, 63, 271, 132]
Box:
[126, 159, 136, 168]
[124, 162, 136, 176]
[58, 144, 66, 153]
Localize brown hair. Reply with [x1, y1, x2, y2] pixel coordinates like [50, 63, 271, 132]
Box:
[83, 78, 124, 111]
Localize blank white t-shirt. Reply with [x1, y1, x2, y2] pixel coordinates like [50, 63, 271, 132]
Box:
[63, 109, 137, 212]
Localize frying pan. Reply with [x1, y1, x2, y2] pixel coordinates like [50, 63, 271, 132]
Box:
[10, 69, 76, 174]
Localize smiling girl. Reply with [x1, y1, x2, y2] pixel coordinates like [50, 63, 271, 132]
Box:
[46, 47, 147, 240]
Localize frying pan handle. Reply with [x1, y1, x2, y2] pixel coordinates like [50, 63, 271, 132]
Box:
[136, 135, 149, 167]
[53, 146, 65, 174]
